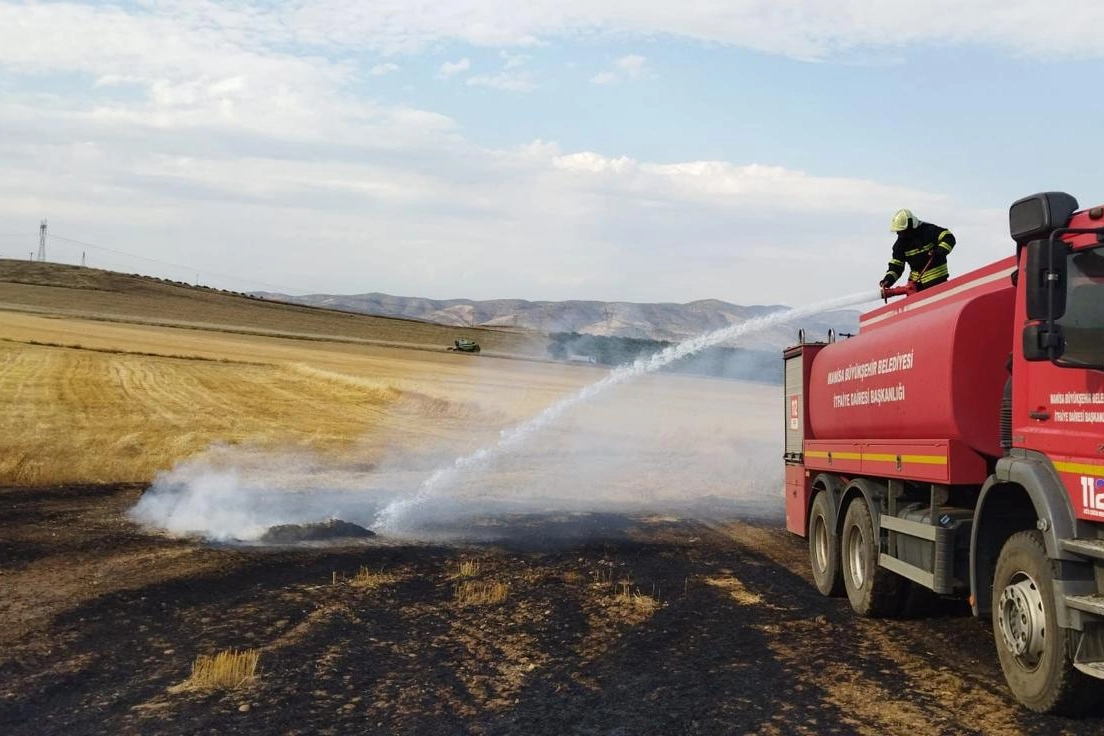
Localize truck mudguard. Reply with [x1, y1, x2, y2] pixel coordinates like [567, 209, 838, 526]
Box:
[970, 450, 1089, 622]
[811, 473, 844, 519]
[994, 451, 1079, 559]
[836, 476, 887, 537]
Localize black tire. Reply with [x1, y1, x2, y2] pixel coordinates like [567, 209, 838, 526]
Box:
[841, 496, 904, 617]
[809, 491, 844, 597]
[992, 530, 1094, 714]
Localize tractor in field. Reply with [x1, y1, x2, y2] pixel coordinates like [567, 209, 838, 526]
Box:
[449, 339, 481, 353]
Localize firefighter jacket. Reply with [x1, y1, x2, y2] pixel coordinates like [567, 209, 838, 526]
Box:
[883, 222, 956, 288]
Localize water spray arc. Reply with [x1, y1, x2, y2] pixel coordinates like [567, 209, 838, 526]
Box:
[372, 291, 877, 534]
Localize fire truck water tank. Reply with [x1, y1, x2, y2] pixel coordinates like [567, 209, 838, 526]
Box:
[807, 288, 1015, 459]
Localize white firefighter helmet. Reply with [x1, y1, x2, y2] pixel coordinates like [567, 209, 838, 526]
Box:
[890, 208, 918, 232]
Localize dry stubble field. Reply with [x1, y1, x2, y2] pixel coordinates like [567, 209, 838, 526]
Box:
[1, 262, 1101, 735]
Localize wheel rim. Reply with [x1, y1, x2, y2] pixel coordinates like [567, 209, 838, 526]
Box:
[847, 521, 866, 589]
[813, 515, 829, 573]
[997, 571, 1046, 669]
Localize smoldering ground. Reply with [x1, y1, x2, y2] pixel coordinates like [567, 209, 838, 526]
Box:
[130, 293, 877, 546]
[128, 372, 782, 547]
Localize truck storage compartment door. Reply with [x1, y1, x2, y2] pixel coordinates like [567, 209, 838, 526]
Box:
[783, 342, 826, 459]
[785, 463, 812, 536]
[784, 352, 804, 457]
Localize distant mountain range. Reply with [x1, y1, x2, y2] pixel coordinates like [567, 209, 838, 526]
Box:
[250, 291, 860, 350]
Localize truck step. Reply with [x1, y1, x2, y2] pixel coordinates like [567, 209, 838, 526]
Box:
[1074, 660, 1104, 680]
[1060, 538, 1104, 561]
[1065, 594, 1104, 618]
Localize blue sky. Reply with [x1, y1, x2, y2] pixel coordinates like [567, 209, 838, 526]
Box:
[0, 1, 1101, 304]
[394, 42, 1101, 204]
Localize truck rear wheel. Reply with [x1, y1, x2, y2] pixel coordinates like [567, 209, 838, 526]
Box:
[841, 497, 903, 617]
[992, 530, 1093, 714]
[809, 491, 843, 597]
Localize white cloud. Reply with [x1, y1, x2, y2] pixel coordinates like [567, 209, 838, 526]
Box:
[615, 54, 647, 78]
[6, 1, 1094, 69]
[0, 1, 1016, 303]
[92, 75, 143, 88]
[0, 82, 999, 303]
[463, 50, 535, 91]
[247, 0, 1104, 60]
[591, 54, 650, 84]
[369, 62, 399, 76]
[500, 50, 529, 69]
[438, 58, 471, 78]
[0, 2, 337, 83]
[466, 72, 536, 92]
[540, 148, 946, 212]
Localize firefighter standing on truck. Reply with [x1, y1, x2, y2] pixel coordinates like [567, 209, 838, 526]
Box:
[880, 209, 956, 291]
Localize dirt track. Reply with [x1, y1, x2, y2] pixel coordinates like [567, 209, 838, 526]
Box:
[2, 484, 1100, 735]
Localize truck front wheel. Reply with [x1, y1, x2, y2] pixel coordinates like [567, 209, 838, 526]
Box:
[841, 496, 903, 617]
[809, 491, 843, 597]
[992, 530, 1092, 714]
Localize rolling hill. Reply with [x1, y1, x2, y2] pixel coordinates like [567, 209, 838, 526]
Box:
[251, 291, 860, 351]
[0, 259, 860, 382]
[0, 260, 543, 357]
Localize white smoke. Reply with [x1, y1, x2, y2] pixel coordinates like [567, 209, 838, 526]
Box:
[129, 291, 877, 543]
[372, 291, 876, 534]
[128, 445, 398, 541]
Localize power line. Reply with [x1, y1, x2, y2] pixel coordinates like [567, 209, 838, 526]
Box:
[46, 233, 304, 294]
[48, 233, 206, 273]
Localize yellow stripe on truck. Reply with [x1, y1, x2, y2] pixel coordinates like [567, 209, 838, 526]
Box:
[1054, 460, 1104, 476]
[865, 453, 948, 465]
[805, 451, 947, 465]
[806, 450, 861, 460]
[836, 452, 862, 460]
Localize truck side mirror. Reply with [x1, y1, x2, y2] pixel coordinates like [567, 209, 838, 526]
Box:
[1009, 192, 1079, 243]
[1024, 239, 1069, 321]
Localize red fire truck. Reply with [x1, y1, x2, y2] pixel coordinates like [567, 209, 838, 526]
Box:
[784, 192, 1104, 713]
